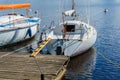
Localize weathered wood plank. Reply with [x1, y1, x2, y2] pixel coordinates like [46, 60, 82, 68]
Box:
[0, 52, 68, 80]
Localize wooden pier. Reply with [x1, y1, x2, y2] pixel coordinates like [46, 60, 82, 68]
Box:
[0, 52, 69, 80]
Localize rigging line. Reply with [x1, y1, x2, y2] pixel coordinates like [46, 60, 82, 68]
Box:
[54, 27, 60, 40]
[42, 24, 60, 40]
[52, 32, 60, 40]
[97, 51, 120, 69]
[58, 0, 62, 23]
[52, 28, 59, 40]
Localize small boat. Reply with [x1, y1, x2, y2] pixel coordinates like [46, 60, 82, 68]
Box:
[42, 0, 97, 57]
[0, 3, 41, 46]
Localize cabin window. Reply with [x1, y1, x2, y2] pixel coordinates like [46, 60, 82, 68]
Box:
[65, 25, 75, 32]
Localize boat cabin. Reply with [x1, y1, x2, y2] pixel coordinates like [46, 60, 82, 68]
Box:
[64, 24, 75, 32]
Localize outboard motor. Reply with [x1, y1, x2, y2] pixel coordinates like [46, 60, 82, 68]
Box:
[56, 41, 62, 55]
[56, 46, 62, 55]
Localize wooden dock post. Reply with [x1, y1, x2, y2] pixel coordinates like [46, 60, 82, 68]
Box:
[41, 74, 44, 80]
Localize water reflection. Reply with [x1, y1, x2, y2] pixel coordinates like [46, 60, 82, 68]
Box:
[65, 47, 96, 80]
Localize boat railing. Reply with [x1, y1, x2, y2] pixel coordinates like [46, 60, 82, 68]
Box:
[67, 29, 75, 40]
[41, 21, 55, 35]
[48, 20, 55, 32]
[1, 17, 26, 25]
[82, 26, 93, 41]
[0, 16, 40, 27]
[68, 25, 91, 41]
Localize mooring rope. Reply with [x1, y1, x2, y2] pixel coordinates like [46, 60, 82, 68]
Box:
[33, 57, 42, 74]
[0, 38, 40, 58]
[97, 51, 120, 69]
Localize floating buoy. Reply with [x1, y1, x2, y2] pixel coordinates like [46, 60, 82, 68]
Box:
[104, 9, 108, 13]
[56, 46, 62, 55]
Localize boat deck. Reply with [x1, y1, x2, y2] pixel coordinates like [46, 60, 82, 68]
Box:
[47, 32, 82, 40]
[0, 52, 69, 80]
[46, 30, 93, 40]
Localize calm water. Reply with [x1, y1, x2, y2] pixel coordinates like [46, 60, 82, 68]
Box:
[0, 0, 120, 80]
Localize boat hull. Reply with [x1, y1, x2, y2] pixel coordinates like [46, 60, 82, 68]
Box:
[0, 24, 39, 46]
[65, 27, 97, 57]
[46, 27, 97, 57]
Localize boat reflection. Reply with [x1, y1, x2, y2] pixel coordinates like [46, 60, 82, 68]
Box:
[65, 47, 96, 80]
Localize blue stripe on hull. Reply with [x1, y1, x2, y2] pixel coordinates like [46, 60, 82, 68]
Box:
[0, 19, 39, 27]
[9, 29, 19, 43]
[25, 19, 39, 22]
[24, 28, 32, 39]
[0, 23, 13, 27]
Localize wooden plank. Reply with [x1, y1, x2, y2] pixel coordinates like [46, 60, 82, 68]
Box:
[0, 52, 68, 80]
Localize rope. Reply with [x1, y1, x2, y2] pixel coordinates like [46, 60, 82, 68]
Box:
[97, 51, 120, 68]
[33, 57, 42, 74]
[66, 56, 71, 66]
[0, 38, 40, 58]
[0, 44, 31, 58]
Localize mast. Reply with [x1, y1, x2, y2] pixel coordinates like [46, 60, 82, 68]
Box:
[72, 0, 77, 18]
[62, 0, 76, 21]
[26, 8, 29, 17]
[72, 0, 75, 10]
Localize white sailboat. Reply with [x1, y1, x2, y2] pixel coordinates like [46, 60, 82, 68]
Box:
[42, 0, 97, 57]
[0, 3, 41, 46]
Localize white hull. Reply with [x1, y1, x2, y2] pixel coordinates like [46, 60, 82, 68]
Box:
[0, 14, 40, 46]
[0, 24, 38, 46]
[45, 25, 97, 57]
[64, 27, 97, 57]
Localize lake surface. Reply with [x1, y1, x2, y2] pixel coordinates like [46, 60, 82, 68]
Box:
[0, 0, 120, 80]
